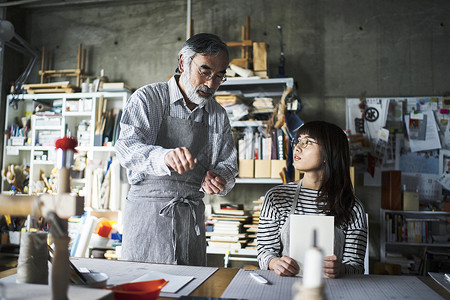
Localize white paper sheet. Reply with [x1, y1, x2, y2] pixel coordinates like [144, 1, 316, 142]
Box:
[289, 215, 334, 276]
[132, 270, 194, 293]
[404, 111, 441, 152]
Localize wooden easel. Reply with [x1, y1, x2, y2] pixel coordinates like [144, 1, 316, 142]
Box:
[39, 43, 86, 87]
[226, 16, 252, 69]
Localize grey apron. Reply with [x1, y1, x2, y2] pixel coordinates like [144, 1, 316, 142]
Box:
[122, 95, 210, 266]
[280, 181, 344, 272]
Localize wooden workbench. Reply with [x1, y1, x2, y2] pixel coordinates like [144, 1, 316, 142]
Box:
[1, 259, 449, 299]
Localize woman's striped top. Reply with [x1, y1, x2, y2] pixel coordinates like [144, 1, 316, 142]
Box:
[257, 182, 368, 274]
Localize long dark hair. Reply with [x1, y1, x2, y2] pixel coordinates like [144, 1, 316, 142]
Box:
[297, 121, 354, 226]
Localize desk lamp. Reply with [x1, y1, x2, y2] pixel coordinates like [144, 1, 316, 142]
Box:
[0, 19, 38, 94]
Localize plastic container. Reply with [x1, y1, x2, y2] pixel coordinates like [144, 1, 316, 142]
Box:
[108, 279, 168, 300]
[84, 272, 109, 288]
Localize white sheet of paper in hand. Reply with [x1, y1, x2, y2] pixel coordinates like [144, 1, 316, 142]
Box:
[132, 270, 194, 293]
[289, 215, 334, 276]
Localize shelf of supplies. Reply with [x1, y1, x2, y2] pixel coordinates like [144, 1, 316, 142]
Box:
[386, 242, 450, 247]
[236, 178, 282, 184]
[230, 120, 265, 127]
[383, 209, 449, 215]
[33, 146, 56, 151]
[6, 146, 32, 151]
[222, 77, 294, 88]
[75, 146, 116, 152]
[32, 160, 54, 165]
[92, 146, 116, 152]
[62, 111, 93, 117]
[219, 77, 295, 99]
[34, 126, 62, 130]
[207, 247, 258, 256]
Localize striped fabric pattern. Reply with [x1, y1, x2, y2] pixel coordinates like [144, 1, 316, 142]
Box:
[257, 182, 368, 274]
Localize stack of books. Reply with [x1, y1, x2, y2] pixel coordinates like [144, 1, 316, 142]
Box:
[207, 204, 251, 249]
[244, 197, 263, 249]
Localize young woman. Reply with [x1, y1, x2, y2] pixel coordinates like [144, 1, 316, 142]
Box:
[257, 121, 367, 277]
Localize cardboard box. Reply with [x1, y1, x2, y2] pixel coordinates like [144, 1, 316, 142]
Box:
[255, 160, 271, 178]
[403, 192, 419, 211]
[10, 136, 26, 146]
[238, 159, 254, 178]
[271, 160, 286, 179]
[253, 42, 267, 72]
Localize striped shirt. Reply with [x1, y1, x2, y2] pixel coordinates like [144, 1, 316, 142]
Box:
[115, 76, 238, 195]
[257, 182, 367, 274]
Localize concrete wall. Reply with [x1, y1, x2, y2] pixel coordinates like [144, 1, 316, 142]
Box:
[15, 0, 449, 126]
[4, 0, 450, 268]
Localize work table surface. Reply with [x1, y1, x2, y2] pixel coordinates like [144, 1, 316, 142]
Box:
[1, 258, 449, 299]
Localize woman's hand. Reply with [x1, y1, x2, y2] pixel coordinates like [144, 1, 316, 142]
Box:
[268, 256, 300, 276]
[323, 254, 344, 278]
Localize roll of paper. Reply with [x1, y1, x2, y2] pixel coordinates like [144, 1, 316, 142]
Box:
[74, 215, 97, 257]
[230, 64, 254, 78]
[16, 231, 49, 284]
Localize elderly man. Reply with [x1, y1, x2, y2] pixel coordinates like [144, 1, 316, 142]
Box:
[115, 33, 238, 265]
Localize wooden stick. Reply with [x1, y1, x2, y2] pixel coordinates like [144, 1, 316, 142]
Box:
[40, 46, 45, 83]
[241, 25, 245, 58]
[245, 16, 250, 59]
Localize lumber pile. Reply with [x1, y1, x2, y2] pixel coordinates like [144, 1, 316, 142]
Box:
[23, 82, 77, 94]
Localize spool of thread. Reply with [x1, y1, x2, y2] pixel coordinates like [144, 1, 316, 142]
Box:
[302, 229, 323, 288]
[16, 231, 49, 284]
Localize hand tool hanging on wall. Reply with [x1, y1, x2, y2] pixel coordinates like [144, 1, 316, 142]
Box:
[276, 25, 285, 78]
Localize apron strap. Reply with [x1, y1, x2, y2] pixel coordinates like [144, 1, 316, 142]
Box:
[159, 196, 201, 257]
[290, 179, 303, 214]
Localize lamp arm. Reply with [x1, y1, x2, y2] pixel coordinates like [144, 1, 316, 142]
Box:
[4, 33, 39, 94]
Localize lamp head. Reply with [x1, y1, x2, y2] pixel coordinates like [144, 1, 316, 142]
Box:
[0, 20, 15, 42]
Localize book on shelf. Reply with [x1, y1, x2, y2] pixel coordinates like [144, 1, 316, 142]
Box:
[210, 214, 250, 222]
[212, 228, 241, 235]
[206, 232, 247, 238]
[385, 213, 438, 243]
[208, 240, 245, 249]
[247, 240, 258, 247]
[100, 82, 132, 91]
[220, 203, 244, 210]
[209, 235, 247, 242]
[214, 209, 248, 216]
[244, 224, 258, 233]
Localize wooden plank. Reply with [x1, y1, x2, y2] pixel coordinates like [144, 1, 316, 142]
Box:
[39, 69, 80, 75]
[23, 82, 72, 88]
[226, 40, 253, 47]
[26, 88, 75, 94]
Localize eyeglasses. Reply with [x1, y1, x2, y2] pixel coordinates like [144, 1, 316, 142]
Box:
[291, 137, 318, 149]
[192, 60, 227, 84]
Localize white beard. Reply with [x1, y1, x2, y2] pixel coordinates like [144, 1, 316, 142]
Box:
[180, 71, 215, 107]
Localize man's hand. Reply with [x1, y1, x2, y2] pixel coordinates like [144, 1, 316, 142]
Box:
[201, 171, 226, 194]
[323, 254, 344, 278]
[165, 147, 197, 175]
[268, 256, 300, 277]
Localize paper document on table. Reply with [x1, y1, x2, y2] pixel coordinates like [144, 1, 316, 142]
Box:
[132, 270, 194, 293]
[289, 215, 334, 276]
